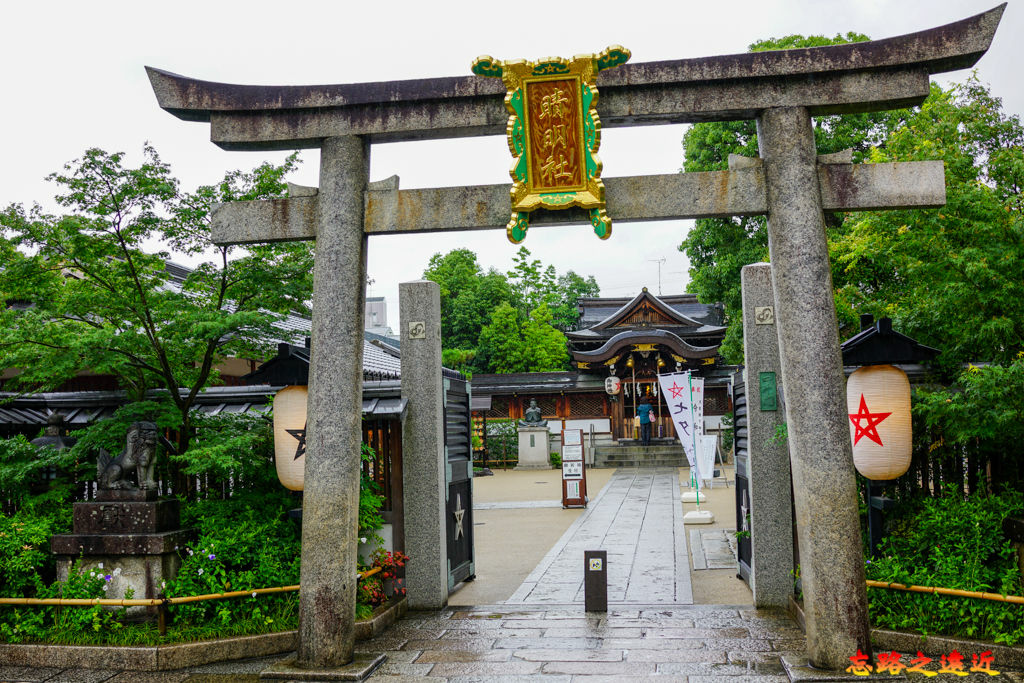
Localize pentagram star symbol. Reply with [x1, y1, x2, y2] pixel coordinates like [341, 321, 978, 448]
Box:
[452, 494, 466, 540]
[848, 395, 891, 447]
[285, 423, 306, 460]
[668, 382, 685, 399]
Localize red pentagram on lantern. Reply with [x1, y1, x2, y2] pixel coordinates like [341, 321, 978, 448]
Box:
[849, 394, 891, 446]
[668, 382, 685, 398]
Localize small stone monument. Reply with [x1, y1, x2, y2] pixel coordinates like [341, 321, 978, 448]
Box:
[51, 422, 189, 615]
[516, 399, 551, 470]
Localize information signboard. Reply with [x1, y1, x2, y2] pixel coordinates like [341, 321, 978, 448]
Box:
[561, 428, 587, 508]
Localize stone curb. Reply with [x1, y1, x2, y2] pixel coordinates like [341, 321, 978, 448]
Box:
[871, 628, 1024, 671]
[789, 595, 1024, 669]
[0, 597, 407, 671]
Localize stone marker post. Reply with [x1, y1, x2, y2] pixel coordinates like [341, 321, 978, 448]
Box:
[400, 280, 449, 609]
[297, 136, 370, 669]
[757, 107, 871, 668]
[740, 263, 794, 609]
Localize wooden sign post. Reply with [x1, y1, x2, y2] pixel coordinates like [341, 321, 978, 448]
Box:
[561, 428, 587, 508]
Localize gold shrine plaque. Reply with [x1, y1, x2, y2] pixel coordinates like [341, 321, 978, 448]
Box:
[472, 46, 630, 243]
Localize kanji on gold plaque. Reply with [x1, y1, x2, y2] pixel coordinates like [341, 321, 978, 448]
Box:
[526, 79, 583, 192]
[472, 46, 630, 243]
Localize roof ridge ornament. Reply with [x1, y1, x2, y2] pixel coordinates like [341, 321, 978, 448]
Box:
[472, 46, 630, 243]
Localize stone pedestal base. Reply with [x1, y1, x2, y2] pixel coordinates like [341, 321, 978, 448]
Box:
[516, 426, 551, 470]
[54, 550, 182, 617]
[781, 655, 897, 681]
[261, 653, 386, 680]
[51, 493, 189, 617]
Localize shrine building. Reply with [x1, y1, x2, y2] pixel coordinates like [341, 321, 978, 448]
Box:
[471, 288, 734, 445]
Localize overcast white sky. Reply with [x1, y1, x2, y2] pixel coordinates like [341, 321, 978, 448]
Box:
[1, 1, 1019, 322]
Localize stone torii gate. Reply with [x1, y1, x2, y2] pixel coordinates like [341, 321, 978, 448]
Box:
[147, 5, 1002, 676]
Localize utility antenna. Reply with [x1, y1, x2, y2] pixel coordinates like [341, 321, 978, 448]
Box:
[647, 257, 666, 295]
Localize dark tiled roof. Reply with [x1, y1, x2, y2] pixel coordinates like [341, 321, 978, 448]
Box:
[577, 293, 725, 329]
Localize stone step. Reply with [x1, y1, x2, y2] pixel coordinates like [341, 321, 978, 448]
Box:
[595, 451, 684, 458]
[593, 457, 688, 468]
[594, 445, 685, 453]
[593, 462, 688, 466]
[598, 448, 684, 454]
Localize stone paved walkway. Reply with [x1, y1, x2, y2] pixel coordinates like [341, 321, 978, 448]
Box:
[507, 468, 692, 605]
[5, 604, 1024, 681]
[6, 468, 1024, 681]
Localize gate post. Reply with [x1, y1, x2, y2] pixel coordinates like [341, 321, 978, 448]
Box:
[400, 280, 449, 609]
[740, 263, 793, 608]
[297, 135, 369, 668]
[757, 107, 871, 669]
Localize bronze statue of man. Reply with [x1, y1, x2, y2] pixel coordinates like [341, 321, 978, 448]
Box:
[518, 399, 547, 427]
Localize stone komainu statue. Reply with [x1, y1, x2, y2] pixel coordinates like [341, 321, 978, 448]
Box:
[97, 421, 159, 490]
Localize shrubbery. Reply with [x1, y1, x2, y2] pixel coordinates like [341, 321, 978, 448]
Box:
[867, 489, 1024, 645]
[168, 491, 302, 629]
[0, 407, 399, 645]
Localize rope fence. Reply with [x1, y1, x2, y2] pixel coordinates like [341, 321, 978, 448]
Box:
[865, 579, 1024, 605]
[0, 566, 384, 634]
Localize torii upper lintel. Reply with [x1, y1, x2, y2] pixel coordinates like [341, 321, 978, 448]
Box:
[146, 5, 1003, 149]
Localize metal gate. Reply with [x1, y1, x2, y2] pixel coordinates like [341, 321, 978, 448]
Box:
[732, 374, 752, 584]
[444, 371, 475, 590]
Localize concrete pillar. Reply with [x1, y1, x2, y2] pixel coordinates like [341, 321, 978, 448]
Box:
[400, 280, 449, 609]
[297, 135, 369, 668]
[740, 263, 794, 608]
[757, 107, 870, 669]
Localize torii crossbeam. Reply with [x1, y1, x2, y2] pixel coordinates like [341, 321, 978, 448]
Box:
[148, 5, 1003, 676]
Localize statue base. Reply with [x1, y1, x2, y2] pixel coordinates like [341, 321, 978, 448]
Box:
[51, 494, 189, 617]
[96, 488, 158, 502]
[516, 426, 551, 470]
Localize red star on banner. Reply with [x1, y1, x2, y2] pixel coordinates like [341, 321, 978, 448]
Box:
[849, 395, 891, 446]
[668, 382, 685, 398]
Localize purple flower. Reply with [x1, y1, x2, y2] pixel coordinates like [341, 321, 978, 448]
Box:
[208, 554, 216, 560]
[105, 574, 112, 582]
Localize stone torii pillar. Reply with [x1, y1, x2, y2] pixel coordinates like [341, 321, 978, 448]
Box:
[144, 6, 1003, 674]
[758, 108, 871, 666]
[293, 136, 371, 670]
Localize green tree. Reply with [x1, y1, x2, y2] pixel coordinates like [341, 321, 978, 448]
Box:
[550, 271, 600, 332]
[424, 249, 514, 351]
[476, 302, 524, 374]
[520, 304, 569, 371]
[678, 33, 910, 362]
[0, 146, 314, 453]
[831, 78, 1024, 371]
[425, 247, 598, 373]
[476, 302, 568, 373]
[507, 246, 557, 315]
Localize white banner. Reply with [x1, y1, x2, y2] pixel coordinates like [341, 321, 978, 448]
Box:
[657, 371, 705, 484]
[698, 435, 717, 485]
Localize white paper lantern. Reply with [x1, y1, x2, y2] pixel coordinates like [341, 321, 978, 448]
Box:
[273, 385, 308, 491]
[847, 364, 912, 480]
